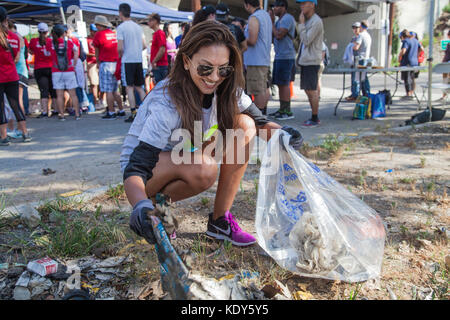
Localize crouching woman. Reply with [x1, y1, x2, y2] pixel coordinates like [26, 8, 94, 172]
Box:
[121, 20, 303, 247]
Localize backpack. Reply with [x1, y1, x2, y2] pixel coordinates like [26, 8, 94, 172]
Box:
[78, 40, 87, 62]
[54, 39, 68, 71]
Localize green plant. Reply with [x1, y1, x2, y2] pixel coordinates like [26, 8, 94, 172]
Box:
[321, 134, 346, 154]
[37, 197, 83, 216]
[40, 209, 127, 258]
[106, 184, 125, 200]
[444, 4, 450, 13]
[200, 197, 210, 206]
[348, 284, 362, 300]
[400, 177, 416, 184]
[420, 156, 426, 168]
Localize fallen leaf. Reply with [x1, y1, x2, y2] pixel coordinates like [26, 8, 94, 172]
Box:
[293, 290, 313, 300]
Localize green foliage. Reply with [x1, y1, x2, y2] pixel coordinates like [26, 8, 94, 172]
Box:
[39, 209, 128, 258]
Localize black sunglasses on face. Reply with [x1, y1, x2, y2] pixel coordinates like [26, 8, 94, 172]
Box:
[185, 55, 234, 78]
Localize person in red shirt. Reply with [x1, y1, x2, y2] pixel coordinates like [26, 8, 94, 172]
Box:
[148, 13, 169, 84]
[87, 24, 100, 108]
[93, 15, 124, 120]
[29, 22, 56, 118]
[47, 24, 80, 121]
[0, 6, 31, 145]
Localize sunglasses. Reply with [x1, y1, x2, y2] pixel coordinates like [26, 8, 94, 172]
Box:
[185, 55, 234, 78]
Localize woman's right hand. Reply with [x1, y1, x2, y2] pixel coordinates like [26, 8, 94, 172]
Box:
[129, 199, 156, 244]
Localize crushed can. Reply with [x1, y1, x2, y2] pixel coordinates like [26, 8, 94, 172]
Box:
[27, 257, 58, 277]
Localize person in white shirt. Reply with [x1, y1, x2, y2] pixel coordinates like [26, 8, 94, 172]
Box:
[117, 3, 147, 121]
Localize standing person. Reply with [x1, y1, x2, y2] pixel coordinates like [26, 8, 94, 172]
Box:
[87, 23, 101, 109]
[47, 24, 80, 121]
[398, 29, 419, 100]
[268, 0, 296, 120]
[148, 14, 169, 84]
[29, 22, 55, 118]
[345, 22, 362, 102]
[215, 3, 247, 52]
[164, 23, 177, 69]
[175, 23, 187, 48]
[93, 15, 125, 120]
[358, 20, 372, 96]
[243, 0, 273, 115]
[232, 18, 246, 33]
[317, 41, 329, 100]
[7, 21, 29, 138]
[0, 6, 31, 145]
[439, 30, 450, 101]
[296, 0, 323, 127]
[121, 20, 303, 247]
[117, 3, 147, 122]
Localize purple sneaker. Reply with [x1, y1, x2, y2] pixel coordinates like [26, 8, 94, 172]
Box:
[206, 211, 256, 247]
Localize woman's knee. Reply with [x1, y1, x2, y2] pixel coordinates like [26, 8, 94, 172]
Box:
[191, 159, 218, 191]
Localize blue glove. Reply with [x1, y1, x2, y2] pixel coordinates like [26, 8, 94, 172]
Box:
[129, 199, 156, 244]
[282, 126, 304, 149]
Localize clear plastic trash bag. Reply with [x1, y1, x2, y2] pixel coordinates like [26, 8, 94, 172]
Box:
[255, 130, 386, 282]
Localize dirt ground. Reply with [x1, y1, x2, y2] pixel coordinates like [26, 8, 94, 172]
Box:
[0, 123, 448, 300]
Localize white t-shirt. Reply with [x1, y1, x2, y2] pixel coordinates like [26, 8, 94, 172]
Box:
[120, 79, 253, 171]
[116, 20, 144, 63]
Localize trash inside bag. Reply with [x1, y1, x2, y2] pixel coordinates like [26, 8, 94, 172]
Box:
[255, 130, 386, 282]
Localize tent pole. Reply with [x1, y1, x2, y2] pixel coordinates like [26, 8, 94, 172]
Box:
[60, 6, 66, 24]
[427, 0, 435, 122]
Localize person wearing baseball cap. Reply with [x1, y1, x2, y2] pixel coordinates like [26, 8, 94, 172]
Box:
[296, 0, 324, 127]
[0, 6, 31, 144]
[30, 22, 56, 118]
[215, 3, 247, 52]
[93, 15, 125, 120]
[87, 23, 100, 109]
[192, 5, 216, 26]
[296, 0, 317, 5]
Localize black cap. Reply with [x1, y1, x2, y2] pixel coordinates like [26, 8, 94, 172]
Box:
[274, 0, 288, 8]
[216, 3, 230, 16]
[202, 5, 216, 16]
[53, 24, 65, 38]
[0, 6, 7, 23]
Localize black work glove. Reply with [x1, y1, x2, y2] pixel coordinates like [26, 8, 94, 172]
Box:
[129, 199, 156, 244]
[281, 126, 304, 149]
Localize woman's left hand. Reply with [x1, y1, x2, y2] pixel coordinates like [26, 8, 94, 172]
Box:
[282, 126, 304, 149]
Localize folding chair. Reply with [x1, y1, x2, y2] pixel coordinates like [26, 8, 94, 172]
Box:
[420, 62, 450, 109]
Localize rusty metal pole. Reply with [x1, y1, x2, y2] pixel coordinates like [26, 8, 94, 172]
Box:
[387, 2, 395, 68]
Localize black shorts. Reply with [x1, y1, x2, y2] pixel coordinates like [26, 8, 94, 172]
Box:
[124, 63, 144, 87]
[300, 65, 320, 91]
[34, 67, 56, 99]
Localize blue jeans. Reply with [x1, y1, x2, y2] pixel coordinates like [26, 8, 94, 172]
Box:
[351, 59, 371, 97]
[152, 66, 169, 84]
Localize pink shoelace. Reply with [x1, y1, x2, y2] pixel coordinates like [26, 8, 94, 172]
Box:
[225, 211, 242, 232]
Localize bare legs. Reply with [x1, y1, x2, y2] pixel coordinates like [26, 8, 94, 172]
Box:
[142, 114, 257, 220]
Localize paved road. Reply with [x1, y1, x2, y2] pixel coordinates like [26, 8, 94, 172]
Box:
[0, 72, 448, 206]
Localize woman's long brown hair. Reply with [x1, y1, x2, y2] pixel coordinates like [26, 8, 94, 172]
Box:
[166, 20, 245, 141]
[0, 18, 8, 50]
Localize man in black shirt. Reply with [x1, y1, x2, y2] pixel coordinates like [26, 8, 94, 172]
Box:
[215, 3, 247, 52]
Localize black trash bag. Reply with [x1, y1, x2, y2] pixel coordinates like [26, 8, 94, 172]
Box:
[404, 108, 446, 126]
